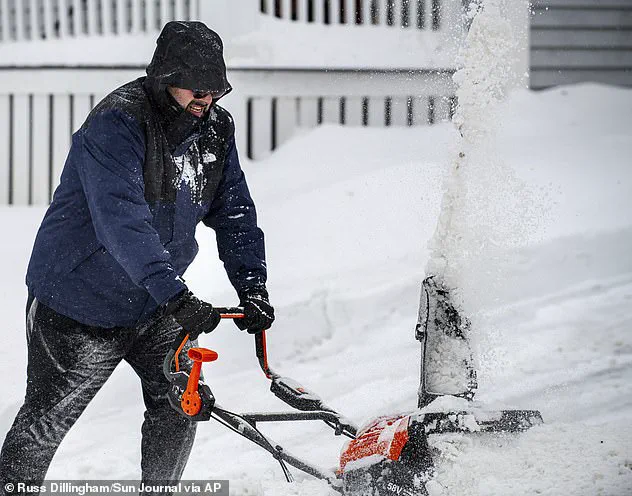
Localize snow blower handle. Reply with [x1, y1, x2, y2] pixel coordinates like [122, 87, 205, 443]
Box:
[215, 306, 245, 319]
[162, 307, 245, 421]
[167, 307, 244, 354]
[253, 332, 357, 437]
[255, 331, 280, 380]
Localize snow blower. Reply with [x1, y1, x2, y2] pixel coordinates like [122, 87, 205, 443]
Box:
[163, 287, 542, 495]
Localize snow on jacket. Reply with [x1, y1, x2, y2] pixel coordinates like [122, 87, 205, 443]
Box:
[25, 22, 267, 328]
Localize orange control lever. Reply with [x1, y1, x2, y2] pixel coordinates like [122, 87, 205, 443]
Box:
[181, 348, 219, 416]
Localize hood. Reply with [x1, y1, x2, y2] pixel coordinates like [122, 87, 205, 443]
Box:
[146, 21, 232, 98]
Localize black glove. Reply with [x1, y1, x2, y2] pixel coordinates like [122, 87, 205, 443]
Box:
[235, 289, 275, 335]
[165, 290, 221, 341]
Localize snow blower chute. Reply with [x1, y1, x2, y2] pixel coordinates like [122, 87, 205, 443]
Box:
[164, 292, 542, 495]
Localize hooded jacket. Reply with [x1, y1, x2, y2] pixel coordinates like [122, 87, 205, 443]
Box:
[25, 22, 267, 328]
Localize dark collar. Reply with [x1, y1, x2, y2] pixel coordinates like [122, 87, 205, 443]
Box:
[143, 79, 206, 153]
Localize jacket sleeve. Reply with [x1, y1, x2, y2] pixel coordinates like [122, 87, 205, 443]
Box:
[77, 109, 186, 306]
[203, 137, 267, 296]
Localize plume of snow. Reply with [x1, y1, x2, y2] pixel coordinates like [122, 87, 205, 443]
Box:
[427, 0, 545, 311]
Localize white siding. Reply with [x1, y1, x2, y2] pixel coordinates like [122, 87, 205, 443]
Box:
[531, 0, 632, 89]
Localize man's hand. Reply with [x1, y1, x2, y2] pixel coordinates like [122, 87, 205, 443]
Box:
[235, 289, 275, 335]
[165, 290, 221, 341]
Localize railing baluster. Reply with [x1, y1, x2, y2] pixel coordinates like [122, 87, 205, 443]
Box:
[412, 96, 429, 125]
[313, 0, 324, 24]
[431, 0, 439, 30]
[72, 94, 92, 133]
[15, 0, 25, 41]
[434, 95, 450, 122]
[191, 0, 200, 20]
[328, 0, 339, 24]
[11, 95, 29, 205]
[57, 0, 69, 38]
[367, 96, 385, 126]
[72, 0, 83, 35]
[115, 0, 125, 33]
[410, 0, 420, 29]
[159, 0, 170, 27]
[384, 0, 394, 26]
[0, 95, 9, 204]
[51, 94, 71, 200]
[298, 97, 319, 127]
[390, 96, 408, 125]
[101, 0, 112, 34]
[341, 0, 351, 24]
[424, 0, 432, 31]
[376, 0, 385, 25]
[281, 0, 292, 20]
[321, 97, 340, 124]
[0, 0, 9, 41]
[218, 92, 247, 159]
[296, 0, 307, 22]
[131, 0, 142, 32]
[362, 0, 372, 25]
[146, 0, 157, 31]
[43, 0, 54, 39]
[274, 97, 297, 148]
[394, 0, 410, 28]
[344, 97, 363, 125]
[28, 0, 37, 40]
[31, 94, 51, 205]
[87, 0, 98, 35]
[250, 98, 273, 160]
[174, 0, 185, 20]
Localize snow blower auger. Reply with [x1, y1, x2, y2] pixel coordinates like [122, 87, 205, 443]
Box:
[163, 303, 543, 496]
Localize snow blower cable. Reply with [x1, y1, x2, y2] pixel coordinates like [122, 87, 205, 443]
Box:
[211, 406, 293, 482]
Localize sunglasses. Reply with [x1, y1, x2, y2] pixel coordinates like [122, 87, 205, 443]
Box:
[192, 89, 225, 100]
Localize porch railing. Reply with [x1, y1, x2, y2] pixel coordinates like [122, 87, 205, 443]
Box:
[0, 0, 199, 42]
[0, 67, 455, 205]
[0, 1, 466, 43]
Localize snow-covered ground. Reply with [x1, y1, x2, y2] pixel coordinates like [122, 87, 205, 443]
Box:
[0, 83, 631, 495]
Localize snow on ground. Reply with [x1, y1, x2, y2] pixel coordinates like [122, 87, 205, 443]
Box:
[0, 83, 631, 495]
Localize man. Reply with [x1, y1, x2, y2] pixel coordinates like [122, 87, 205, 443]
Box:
[0, 21, 274, 488]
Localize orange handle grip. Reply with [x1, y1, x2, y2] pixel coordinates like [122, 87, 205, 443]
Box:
[220, 313, 245, 319]
[181, 347, 219, 416]
[188, 347, 219, 362]
[181, 361, 202, 416]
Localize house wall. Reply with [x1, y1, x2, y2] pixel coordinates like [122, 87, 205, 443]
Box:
[530, 0, 632, 89]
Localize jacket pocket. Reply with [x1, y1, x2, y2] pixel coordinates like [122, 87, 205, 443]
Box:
[52, 241, 102, 276]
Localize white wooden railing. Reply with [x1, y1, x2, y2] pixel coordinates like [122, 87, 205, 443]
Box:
[0, 0, 199, 42]
[0, 67, 455, 205]
[0, 1, 465, 43]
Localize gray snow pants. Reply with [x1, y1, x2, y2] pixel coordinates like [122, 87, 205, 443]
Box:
[0, 296, 197, 492]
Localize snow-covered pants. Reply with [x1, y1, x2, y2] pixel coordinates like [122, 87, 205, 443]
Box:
[0, 296, 197, 492]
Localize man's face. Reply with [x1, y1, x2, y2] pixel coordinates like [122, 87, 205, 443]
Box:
[167, 86, 213, 118]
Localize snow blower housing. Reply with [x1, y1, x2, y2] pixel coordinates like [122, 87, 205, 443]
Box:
[163, 287, 543, 495]
[340, 409, 542, 496]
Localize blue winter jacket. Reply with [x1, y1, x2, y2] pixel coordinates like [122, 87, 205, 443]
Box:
[26, 83, 267, 328]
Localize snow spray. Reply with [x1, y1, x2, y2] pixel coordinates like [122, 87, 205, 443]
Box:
[423, 0, 545, 391]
